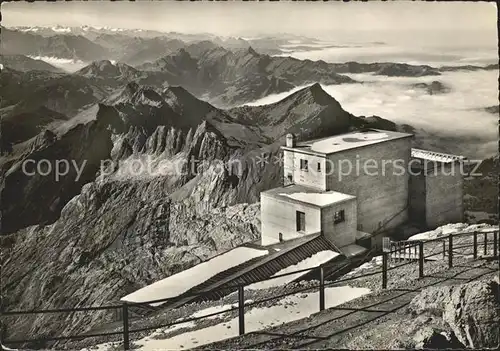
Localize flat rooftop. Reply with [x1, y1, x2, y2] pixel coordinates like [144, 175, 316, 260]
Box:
[411, 148, 465, 164]
[262, 184, 356, 208]
[282, 129, 413, 156]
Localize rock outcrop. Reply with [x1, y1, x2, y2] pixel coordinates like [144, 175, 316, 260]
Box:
[1, 179, 260, 346]
[408, 279, 500, 349]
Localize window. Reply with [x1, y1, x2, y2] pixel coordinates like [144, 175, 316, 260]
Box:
[287, 173, 293, 182]
[334, 210, 345, 224]
[300, 159, 308, 171]
[317, 162, 321, 172]
[279, 233, 284, 242]
[296, 211, 306, 232]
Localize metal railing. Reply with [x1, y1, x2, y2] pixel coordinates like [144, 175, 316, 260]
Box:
[1, 230, 498, 350]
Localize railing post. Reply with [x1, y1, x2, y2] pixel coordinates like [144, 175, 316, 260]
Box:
[0, 320, 4, 351]
[382, 252, 388, 289]
[473, 231, 478, 259]
[122, 303, 130, 350]
[448, 234, 453, 268]
[484, 232, 488, 256]
[493, 231, 498, 258]
[418, 241, 424, 278]
[238, 285, 245, 336]
[319, 265, 325, 311]
[442, 240, 446, 259]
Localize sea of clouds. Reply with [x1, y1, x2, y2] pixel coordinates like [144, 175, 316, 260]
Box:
[245, 70, 498, 159]
[246, 40, 498, 159]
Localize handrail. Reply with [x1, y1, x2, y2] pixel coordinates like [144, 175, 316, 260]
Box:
[3, 230, 494, 314]
[4, 230, 495, 313]
[2, 229, 497, 349]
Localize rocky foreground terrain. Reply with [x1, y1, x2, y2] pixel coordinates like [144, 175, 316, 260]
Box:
[200, 258, 499, 350]
[51, 236, 498, 351]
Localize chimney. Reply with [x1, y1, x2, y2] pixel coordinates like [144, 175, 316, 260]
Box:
[286, 133, 296, 148]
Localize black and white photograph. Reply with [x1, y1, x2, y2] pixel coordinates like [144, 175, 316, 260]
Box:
[0, 1, 498, 350]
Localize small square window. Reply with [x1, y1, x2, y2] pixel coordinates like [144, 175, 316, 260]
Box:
[334, 210, 345, 224]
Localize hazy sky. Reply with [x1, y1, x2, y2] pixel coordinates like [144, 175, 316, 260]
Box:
[2, 1, 497, 46]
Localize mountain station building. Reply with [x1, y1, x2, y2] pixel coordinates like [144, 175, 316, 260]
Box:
[260, 129, 465, 253]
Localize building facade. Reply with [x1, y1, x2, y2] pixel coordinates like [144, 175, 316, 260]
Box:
[409, 149, 465, 229]
[261, 129, 465, 253]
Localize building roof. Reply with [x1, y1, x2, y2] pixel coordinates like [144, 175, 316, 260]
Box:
[262, 184, 356, 208]
[411, 148, 465, 163]
[281, 129, 413, 156]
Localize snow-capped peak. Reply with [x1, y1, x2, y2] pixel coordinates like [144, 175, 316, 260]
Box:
[51, 25, 71, 33]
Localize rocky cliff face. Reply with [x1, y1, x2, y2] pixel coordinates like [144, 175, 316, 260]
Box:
[0, 105, 118, 234]
[408, 279, 500, 349]
[1, 178, 260, 345]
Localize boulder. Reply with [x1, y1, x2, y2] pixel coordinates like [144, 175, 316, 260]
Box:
[409, 280, 500, 348]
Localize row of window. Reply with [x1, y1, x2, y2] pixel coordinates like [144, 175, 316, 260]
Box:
[295, 209, 345, 232]
[299, 159, 321, 172]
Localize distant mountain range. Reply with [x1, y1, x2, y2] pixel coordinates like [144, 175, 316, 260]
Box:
[4, 25, 497, 72]
[1, 27, 111, 61]
[0, 54, 63, 73]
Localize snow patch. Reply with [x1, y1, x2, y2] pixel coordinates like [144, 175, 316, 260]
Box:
[121, 247, 269, 306]
[52, 26, 71, 33]
[310, 132, 389, 154]
[344, 256, 383, 277]
[281, 192, 354, 207]
[407, 223, 498, 241]
[132, 286, 370, 350]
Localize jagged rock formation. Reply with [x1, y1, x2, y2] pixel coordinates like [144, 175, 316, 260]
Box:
[408, 280, 500, 349]
[1, 179, 260, 346]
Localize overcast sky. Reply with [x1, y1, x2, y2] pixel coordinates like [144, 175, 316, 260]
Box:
[2, 1, 497, 46]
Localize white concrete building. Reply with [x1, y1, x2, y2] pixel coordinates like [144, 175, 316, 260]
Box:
[260, 129, 465, 252]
